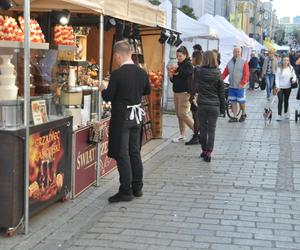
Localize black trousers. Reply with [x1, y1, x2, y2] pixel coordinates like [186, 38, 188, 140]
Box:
[116, 119, 143, 195]
[198, 105, 219, 151]
[191, 102, 200, 134]
[277, 88, 291, 115]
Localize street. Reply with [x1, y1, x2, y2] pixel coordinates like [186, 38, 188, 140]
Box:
[1, 89, 300, 250]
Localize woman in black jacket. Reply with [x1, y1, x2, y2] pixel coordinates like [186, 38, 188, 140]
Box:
[194, 51, 226, 162]
[169, 46, 194, 142]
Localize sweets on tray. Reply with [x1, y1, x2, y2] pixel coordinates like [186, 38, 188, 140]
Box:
[53, 25, 75, 46]
[0, 16, 24, 41]
[18, 16, 46, 43]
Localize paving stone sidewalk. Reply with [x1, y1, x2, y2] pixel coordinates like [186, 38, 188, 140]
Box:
[1, 89, 300, 250]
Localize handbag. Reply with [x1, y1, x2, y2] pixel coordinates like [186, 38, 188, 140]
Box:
[290, 67, 298, 89]
[260, 77, 266, 90]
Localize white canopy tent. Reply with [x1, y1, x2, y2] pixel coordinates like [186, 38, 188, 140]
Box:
[252, 38, 267, 52]
[198, 14, 254, 70]
[159, 0, 219, 108]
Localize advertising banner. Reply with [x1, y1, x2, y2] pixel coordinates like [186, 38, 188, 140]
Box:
[100, 118, 117, 176]
[28, 118, 72, 215]
[73, 126, 97, 197]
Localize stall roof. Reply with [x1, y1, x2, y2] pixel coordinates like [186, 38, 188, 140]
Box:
[12, 0, 103, 13]
[12, 0, 167, 28]
[159, 0, 218, 40]
[100, 0, 167, 28]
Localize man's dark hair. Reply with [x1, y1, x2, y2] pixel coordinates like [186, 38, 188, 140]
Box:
[193, 44, 202, 52]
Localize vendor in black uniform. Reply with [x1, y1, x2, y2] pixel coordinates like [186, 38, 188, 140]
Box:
[100, 41, 151, 203]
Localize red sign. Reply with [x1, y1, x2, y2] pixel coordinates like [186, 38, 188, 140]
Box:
[100, 118, 117, 176]
[74, 126, 97, 197]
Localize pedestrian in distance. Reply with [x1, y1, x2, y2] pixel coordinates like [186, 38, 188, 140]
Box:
[193, 44, 203, 53]
[262, 49, 278, 100]
[212, 49, 221, 67]
[185, 50, 203, 145]
[100, 40, 151, 203]
[168, 46, 194, 142]
[275, 56, 297, 121]
[221, 47, 250, 122]
[193, 51, 226, 162]
[248, 51, 259, 90]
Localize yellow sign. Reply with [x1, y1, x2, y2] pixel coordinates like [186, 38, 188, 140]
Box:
[229, 13, 243, 30]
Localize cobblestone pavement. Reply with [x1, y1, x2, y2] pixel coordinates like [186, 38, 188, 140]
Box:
[1, 90, 300, 250]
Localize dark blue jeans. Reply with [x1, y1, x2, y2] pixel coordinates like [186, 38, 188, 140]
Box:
[265, 74, 275, 98]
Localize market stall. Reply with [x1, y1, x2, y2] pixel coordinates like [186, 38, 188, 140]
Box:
[0, 0, 104, 235]
[0, 0, 167, 235]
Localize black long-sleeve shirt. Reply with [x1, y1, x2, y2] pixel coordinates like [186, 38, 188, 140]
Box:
[248, 56, 259, 69]
[170, 59, 193, 93]
[102, 64, 151, 105]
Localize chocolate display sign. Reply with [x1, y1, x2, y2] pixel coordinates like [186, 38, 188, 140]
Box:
[28, 118, 72, 215]
[73, 126, 97, 197]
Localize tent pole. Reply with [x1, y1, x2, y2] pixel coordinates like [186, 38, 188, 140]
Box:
[23, 0, 30, 235]
[96, 14, 104, 186]
[165, 0, 177, 111]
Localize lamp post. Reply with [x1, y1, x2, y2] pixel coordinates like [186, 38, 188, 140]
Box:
[165, 0, 177, 111]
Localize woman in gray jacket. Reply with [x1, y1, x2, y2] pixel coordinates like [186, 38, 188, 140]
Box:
[262, 50, 278, 100]
[193, 51, 226, 162]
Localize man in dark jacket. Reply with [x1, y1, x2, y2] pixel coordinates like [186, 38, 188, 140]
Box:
[248, 51, 259, 90]
[101, 41, 151, 203]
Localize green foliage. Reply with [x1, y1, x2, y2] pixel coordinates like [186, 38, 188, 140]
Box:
[293, 29, 300, 43]
[149, 0, 161, 5]
[179, 5, 197, 20]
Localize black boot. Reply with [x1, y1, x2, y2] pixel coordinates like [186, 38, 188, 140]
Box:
[185, 134, 200, 145]
[204, 150, 212, 162]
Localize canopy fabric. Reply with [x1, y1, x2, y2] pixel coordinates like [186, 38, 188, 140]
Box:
[12, 0, 103, 13]
[274, 43, 290, 51]
[215, 16, 253, 48]
[264, 40, 276, 51]
[159, 0, 218, 40]
[252, 39, 266, 52]
[101, 0, 166, 28]
[13, 0, 166, 27]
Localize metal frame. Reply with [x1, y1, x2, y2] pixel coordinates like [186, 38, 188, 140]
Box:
[23, 0, 30, 235]
[96, 14, 104, 186]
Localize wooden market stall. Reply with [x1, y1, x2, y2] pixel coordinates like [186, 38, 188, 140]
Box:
[0, 0, 104, 236]
[0, 0, 167, 236]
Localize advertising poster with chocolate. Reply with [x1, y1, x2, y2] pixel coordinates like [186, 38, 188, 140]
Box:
[100, 118, 117, 177]
[28, 119, 72, 214]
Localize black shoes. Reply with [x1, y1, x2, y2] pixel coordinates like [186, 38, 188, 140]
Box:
[228, 117, 238, 123]
[108, 190, 143, 203]
[133, 190, 143, 197]
[239, 114, 247, 122]
[204, 154, 211, 162]
[228, 114, 247, 123]
[201, 150, 212, 162]
[108, 193, 134, 203]
[185, 134, 200, 145]
[200, 151, 206, 158]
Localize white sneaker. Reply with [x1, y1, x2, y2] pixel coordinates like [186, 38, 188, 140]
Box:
[172, 136, 186, 143]
[284, 113, 289, 119]
[276, 115, 283, 121]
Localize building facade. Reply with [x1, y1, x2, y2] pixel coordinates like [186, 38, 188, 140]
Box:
[178, 0, 226, 18]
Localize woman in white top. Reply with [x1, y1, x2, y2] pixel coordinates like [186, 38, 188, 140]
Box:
[275, 56, 297, 121]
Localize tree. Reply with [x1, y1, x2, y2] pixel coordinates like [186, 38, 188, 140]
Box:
[179, 5, 197, 20]
[293, 29, 300, 43]
[148, 0, 161, 5]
